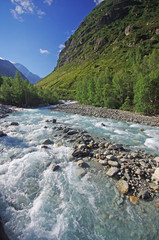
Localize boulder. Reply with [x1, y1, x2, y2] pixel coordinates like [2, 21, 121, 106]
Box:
[116, 180, 129, 194]
[72, 149, 89, 158]
[67, 130, 78, 135]
[106, 167, 119, 177]
[41, 145, 49, 149]
[10, 122, 19, 126]
[52, 163, 61, 171]
[152, 168, 159, 182]
[0, 131, 7, 137]
[52, 119, 57, 123]
[42, 139, 54, 145]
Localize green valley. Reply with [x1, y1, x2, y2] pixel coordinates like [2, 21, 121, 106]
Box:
[36, 0, 159, 114]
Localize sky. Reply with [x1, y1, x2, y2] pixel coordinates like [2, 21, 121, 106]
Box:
[0, 0, 103, 78]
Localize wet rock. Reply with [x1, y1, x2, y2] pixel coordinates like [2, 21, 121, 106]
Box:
[10, 121, 19, 126]
[77, 160, 84, 167]
[52, 119, 57, 123]
[41, 145, 49, 149]
[72, 149, 90, 158]
[106, 167, 119, 177]
[67, 130, 78, 135]
[116, 180, 129, 194]
[52, 163, 61, 171]
[77, 160, 89, 168]
[129, 196, 139, 205]
[42, 139, 54, 145]
[0, 131, 7, 137]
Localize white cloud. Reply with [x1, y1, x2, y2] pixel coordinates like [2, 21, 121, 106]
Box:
[10, 0, 46, 20]
[40, 48, 50, 54]
[94, 0, 104, 5]
[43, 0, 53, 6]
[59, 44, 65, 49]
[37, 9, 45, 18]
[58, 44, 65, 53]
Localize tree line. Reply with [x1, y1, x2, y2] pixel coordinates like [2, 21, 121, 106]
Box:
[0, 71, 58, 107]
[76, 50, 159, 115]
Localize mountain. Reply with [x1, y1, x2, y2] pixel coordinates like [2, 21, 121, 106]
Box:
[14, 63, 41, 84]
[36, 0, 159, 99]
[0, 58, 26, 80]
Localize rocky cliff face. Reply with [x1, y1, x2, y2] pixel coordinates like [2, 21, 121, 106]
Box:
[37, 0, 159, 99]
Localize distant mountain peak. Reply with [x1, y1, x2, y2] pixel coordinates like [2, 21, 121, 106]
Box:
[0, 57, 41, 84]
[14, 63, 41, 84]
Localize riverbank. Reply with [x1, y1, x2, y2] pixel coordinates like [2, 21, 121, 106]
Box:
[53, 103, 159, 127]
[0, 104, 17, 119]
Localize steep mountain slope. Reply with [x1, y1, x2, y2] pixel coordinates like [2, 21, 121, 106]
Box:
[36, 0, 159, 99]
[0, 58, 26, 80]
[14, 63, 41, 84]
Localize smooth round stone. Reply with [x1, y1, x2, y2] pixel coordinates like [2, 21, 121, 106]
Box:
[116, 180, 129, 194]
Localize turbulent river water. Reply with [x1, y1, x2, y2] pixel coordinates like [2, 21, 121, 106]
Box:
[0, 107, 159, 240]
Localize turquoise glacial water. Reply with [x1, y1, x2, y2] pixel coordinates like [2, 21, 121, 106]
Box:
[0, 107, 159, 240]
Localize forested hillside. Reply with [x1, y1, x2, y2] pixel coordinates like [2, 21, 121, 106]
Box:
[36, 0, 159, 114]
[0, 72, 58, 107]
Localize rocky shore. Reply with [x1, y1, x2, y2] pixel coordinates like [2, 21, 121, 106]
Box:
[49, 120, 159, 206]
[0, 104, 16, 119]
[53, 103, 159, 127]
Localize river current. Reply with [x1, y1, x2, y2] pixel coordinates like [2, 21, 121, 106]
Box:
[0, 107, 159, 240]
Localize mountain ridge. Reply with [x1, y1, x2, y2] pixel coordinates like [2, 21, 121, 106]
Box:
[0, 58, 26, 80]
[0, 58, 41, 84]
[14, 63, 41, 84]
[36, 0, 159, 100]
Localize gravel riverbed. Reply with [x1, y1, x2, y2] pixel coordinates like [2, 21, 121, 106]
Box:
[53, 103, 159, 127]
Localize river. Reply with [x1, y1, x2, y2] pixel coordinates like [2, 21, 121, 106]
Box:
[0, 107, 159, 240]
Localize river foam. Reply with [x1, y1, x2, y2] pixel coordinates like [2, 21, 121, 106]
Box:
[0, 108, 159, 240]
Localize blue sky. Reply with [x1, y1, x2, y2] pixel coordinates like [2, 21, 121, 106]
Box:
[0, 0, 103, 78]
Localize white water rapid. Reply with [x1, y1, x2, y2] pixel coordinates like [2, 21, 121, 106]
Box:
[0, 107, 159, 240]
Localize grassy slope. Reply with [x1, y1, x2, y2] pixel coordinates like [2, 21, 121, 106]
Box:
[36, 0, 159, 99]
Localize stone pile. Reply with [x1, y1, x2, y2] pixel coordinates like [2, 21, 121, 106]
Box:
[52, 122, 159, 204]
